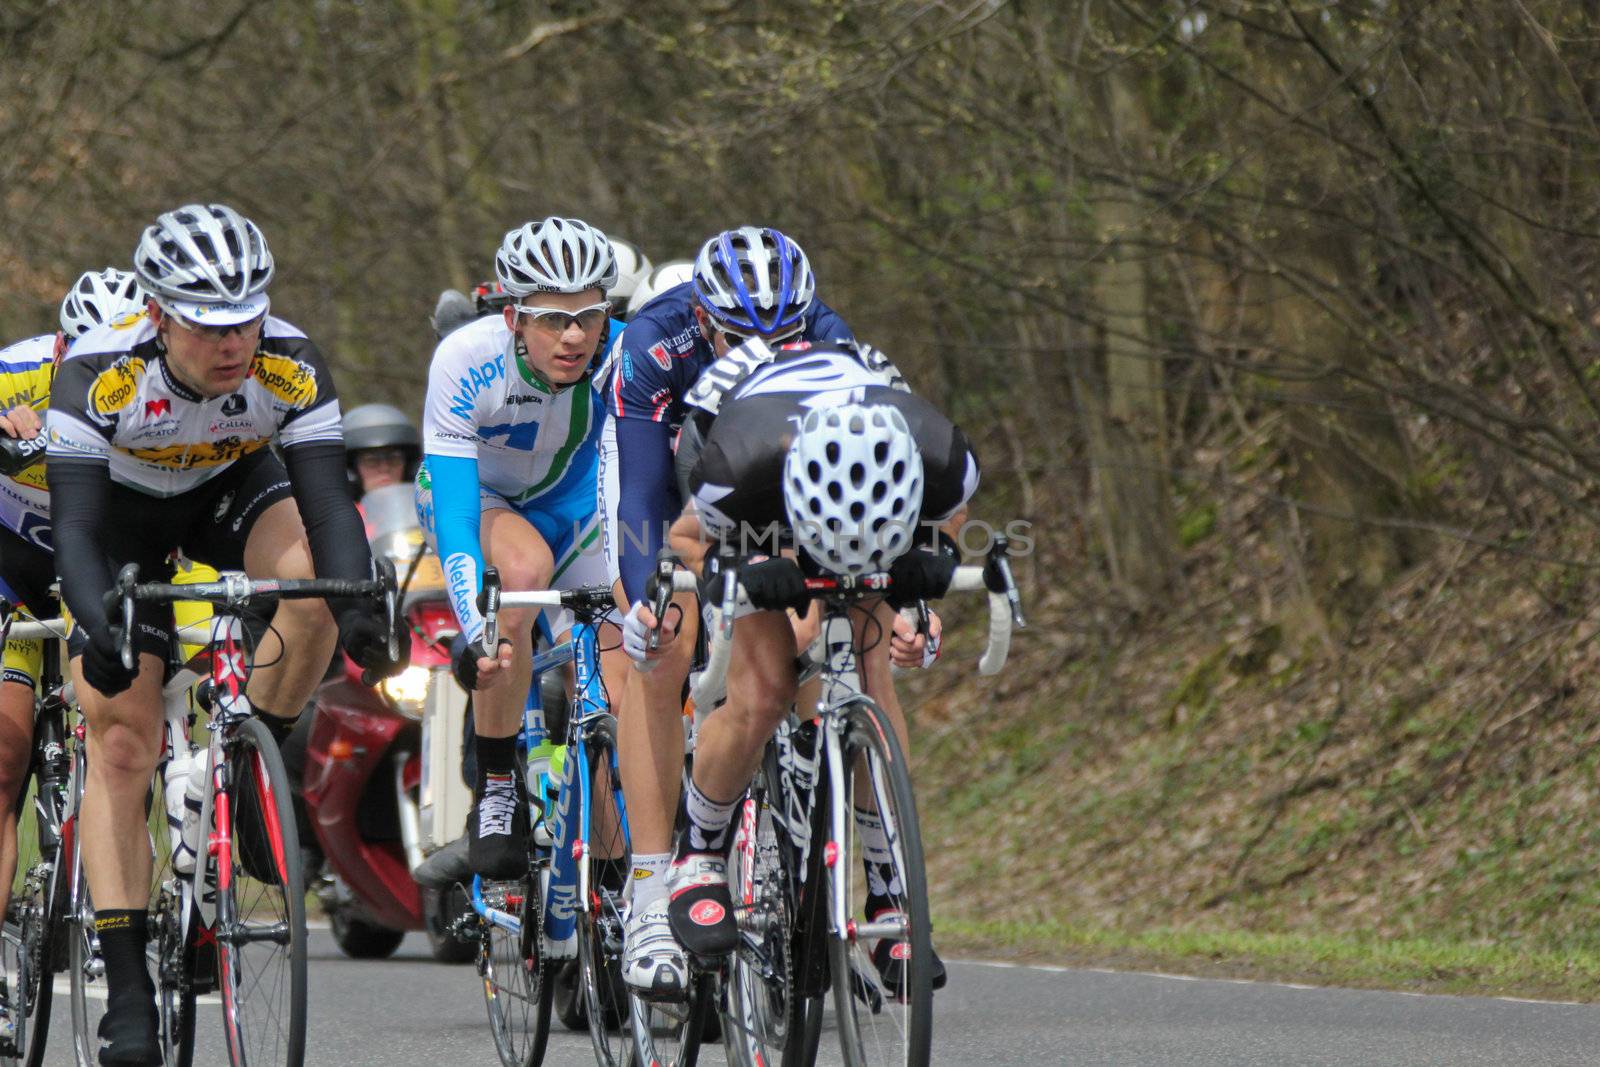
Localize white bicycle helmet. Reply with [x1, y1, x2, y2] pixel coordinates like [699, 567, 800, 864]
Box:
[494, 217, 618, 297]
[783, 402, 924, 577]
[693, 226, 815, 337]
[628, 260, 695, 318]
[59, 268, 148, 338]
[607, 237, 653, 311]
[132, 203, 274, 308]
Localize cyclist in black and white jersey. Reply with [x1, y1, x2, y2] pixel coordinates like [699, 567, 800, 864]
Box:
[632, 339, 976, 993]
[45, 204, 399, 1066]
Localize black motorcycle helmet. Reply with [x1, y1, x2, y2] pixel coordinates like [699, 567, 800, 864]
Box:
[343, 403, 422, 495]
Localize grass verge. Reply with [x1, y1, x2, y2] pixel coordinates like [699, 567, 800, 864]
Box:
[938, 916, 1600, 1002]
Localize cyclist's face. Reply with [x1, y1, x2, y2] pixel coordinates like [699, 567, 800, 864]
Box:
[153, 303, 261, 397]
[503, 287, 606, 387]
[354, 447, 406, 492]
[694, 304, 735, 358]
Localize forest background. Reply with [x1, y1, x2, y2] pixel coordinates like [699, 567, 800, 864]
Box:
[7, 0, 1600, 996]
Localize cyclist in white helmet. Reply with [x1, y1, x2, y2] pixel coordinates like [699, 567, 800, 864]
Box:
[647, 341, 977, 997]
[625, 259, 694, 319]
[415, 216, 626, 881]
[47, 204, 400, 1064]
[607, 237, 653, 321]
[0, 268, 146, 1053]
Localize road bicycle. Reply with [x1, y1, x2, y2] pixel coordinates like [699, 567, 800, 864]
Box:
[666, 537, 1022, 1067]
[0, 604, 215, 1067]
[468, 569, 634, 1067]
[0, 607, 76, 1067]
[97, 562, 397, 1067]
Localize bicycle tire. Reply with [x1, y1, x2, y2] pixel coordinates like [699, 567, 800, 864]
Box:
[151, 884, 196, 1067]
[5, 763, 65, 1067]
[481, 871, 552, 1067]
[66, 749, 109, 1067]
[626, 966, 710, 1067]
[214, 717, 307, 1067]
[721, 741, 816, 1067]
[575, 716, 629, 1067]
[827, 698, 933, 1067]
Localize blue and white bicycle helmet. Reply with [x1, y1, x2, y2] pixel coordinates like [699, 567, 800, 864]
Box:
[693, 226, 815, 338]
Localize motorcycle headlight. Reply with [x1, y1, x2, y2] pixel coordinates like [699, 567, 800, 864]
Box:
[380, 665, 431, 720]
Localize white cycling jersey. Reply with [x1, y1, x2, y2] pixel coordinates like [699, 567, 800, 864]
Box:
[421, 314, 604, 505]
[45, 312, 343, 496]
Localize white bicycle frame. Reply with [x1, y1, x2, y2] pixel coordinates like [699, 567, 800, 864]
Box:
[664, 558, 1019, 947]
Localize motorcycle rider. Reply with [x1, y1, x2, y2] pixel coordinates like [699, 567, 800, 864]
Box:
[344, 402, 422, 496]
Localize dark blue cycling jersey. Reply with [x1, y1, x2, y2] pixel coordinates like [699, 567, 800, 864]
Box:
[598, 281, 852, 603]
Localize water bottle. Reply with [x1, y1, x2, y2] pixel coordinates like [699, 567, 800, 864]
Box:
[526, 741, 559, 849]
[164, 749, 206, 874]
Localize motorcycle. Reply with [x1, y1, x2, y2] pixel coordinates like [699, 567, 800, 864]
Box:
[302, 483, 477, 962]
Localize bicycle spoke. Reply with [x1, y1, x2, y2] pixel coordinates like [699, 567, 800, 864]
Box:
[828, 700, 934, 1067]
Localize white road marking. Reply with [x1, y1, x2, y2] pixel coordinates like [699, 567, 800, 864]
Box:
[950, 958, 1592, 1008]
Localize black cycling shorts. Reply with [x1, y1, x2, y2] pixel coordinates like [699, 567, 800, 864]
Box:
[72, 448, 295, 661]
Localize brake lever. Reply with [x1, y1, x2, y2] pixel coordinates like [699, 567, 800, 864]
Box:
[647, 549, 677, 653]
[477, 565, 502, 653]
[985, 535, 1025, 628]
[112, 562, 140, 670]
[377, 555, 401, 664]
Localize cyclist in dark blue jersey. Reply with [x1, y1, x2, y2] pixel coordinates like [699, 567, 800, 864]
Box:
[596, 227, 866, 996]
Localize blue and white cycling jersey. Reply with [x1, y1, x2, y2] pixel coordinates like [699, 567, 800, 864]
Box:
[594, 281, 851, 604]
[418, 314, 620, 642]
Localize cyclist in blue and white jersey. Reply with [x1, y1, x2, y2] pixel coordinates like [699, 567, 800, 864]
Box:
[416, 216, 624, 881]
[597, 227, 851, 995]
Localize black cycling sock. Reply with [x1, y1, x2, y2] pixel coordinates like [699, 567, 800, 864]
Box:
[676, 778, 736, 857]
[96, 910, 154, 1011]
[474, 733, 519, 779]
[256, 709, 301, 748]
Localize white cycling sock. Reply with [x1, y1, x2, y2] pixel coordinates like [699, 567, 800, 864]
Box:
[629, 852, 671, 912]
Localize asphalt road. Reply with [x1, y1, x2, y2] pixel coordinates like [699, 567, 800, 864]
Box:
[35, 928, 1600, 1065]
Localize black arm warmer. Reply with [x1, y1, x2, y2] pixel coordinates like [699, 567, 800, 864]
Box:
[48, 459, 117, 635]
[282, 441, 373, 588]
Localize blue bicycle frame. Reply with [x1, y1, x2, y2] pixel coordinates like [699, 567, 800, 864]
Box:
[470, 620, 629, 961]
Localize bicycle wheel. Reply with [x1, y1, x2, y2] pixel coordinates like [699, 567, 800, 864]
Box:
[575, 718, 629, 1067]
[214, 717, 306, 1067]
[151, 880, 196, 1067]
[66, 754, 110, 1067]
[3, 769, 66, 1067]
[721, 743, 819, 1067]
[481, 872, 552, 1067]
[827, 699, 933, 1067]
